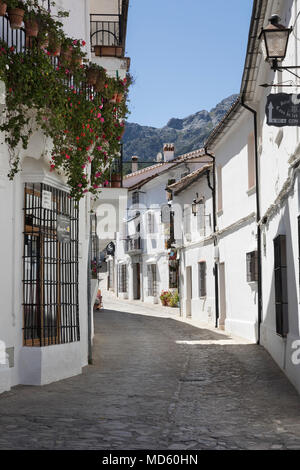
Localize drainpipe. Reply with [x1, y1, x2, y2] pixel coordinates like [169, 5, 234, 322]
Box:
[204, 148, 219, 328]
[240, 97, 262, 345]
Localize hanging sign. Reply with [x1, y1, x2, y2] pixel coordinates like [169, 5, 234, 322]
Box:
[106, 241, 115, 256]
[57, 215, 71, 243]
[42, 190, 52, 210]
[266, 93, 300, 126]
[161, 204, 171, 223]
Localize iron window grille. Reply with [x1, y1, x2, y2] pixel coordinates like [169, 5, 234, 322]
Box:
[198, 262, 207, 297]
[118, 264, 127, 293]
[132, 191, 139, 205]
[273, 235, 289, 337]
[90, 214, 99, 279]
[23, 183, 79, 347]
[246, 251, 258, 282]
[169, 260, 179, 289]
[108, 259, 114, 290]
[147, 264, 157, 297]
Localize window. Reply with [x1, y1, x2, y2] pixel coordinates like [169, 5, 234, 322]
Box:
[184, 206, 191, 240]
[198, 262, 207, 297]
[274, 235, 289, 337]
[23, 183, 79, 347]
[197, 201, 206, 236]
[169, 260, 179, 289]
[147, 264, 157, 296]
[132, 191, 139, 205]
[246, 251, 258, 282]
[217, 166, 223, 212]
[147, 211, 155, 233]
[248, 133, 256, 190]
[118, 264, 127, 293]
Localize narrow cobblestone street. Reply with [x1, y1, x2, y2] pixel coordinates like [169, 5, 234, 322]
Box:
[0, 298, 300, 450]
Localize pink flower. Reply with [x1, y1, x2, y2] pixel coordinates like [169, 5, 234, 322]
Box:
[78, 183, 82, 187]
[97, 146, 102, 151]
[65, 154, 70, 159]
[97, 113, 101, 118]
[100, 118, 104, 123]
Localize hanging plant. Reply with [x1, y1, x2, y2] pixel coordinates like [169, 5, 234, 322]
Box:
[6, 0, 26, 29]
[0, 1, 7, 17]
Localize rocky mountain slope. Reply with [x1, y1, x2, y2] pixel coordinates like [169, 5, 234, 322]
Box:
[122, 94, 238, 163]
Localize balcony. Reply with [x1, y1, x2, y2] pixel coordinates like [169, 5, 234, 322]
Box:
[90, 13, 124, 57]
[125, 236, 142, 255]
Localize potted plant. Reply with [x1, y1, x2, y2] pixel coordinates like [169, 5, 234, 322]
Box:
[94, 67, 106, 92]
[0, 1, 7, 17]
[24, 10, 39, 37]
[60, 36, 73, 64]
[6, 0, 25, 29]
[160, 290, 172, 306]
[86, 63, 99, 86]
[70, 39, 86, 68]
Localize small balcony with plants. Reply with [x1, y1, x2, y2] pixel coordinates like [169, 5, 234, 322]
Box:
[0, 0, 131, 202]
[89, 0, 128, 59]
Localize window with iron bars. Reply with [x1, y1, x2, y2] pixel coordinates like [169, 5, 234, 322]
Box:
[198, 261, 207, 297]
[246, 251, 258, 282]
[23, 183, 79, 347]
[147, 264, 157, 297]
[118, 264, 127, 293]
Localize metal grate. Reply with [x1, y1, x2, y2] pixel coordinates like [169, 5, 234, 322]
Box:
[23, 183, 79, 347]
[90, 213, 99, 279]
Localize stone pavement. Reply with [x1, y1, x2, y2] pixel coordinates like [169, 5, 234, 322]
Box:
[0, 297, 300, 449]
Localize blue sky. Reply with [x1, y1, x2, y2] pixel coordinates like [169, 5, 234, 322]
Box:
[125, 0, 253, 128]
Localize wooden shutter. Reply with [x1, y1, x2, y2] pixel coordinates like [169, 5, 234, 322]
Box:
[273, 235, 288, 337]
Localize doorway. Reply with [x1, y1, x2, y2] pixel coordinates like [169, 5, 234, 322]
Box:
[186, 266, 192, 318]
[133, 262, 141, 300]
[219, 262, 226, 329]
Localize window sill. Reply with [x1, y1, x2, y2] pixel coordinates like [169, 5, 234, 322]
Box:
[247, 186, 256, 196]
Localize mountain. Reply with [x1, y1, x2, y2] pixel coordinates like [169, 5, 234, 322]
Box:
[122, 94, 238, 165]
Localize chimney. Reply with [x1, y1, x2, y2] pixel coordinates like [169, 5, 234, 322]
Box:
[163, 143, 175, 162]
[131, 155, 138, 173]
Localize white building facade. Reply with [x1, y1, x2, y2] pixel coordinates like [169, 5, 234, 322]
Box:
[0, 0, 130, 394]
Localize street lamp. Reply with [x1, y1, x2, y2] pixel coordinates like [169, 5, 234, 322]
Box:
[192, 193, 204, 216]
[259, 15, 292, 70]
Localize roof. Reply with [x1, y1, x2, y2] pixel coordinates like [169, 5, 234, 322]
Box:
[123, 148, 207, 190]
[204, 0, 268, 150]
[167, 164, 213, 196]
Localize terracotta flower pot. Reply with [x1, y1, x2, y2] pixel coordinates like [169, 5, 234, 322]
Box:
[86, 68, 98, 86]
[7, 8, 25, 29]
[0, 2, 7, 17]
[72, 55, 82, 66]
[116, 93, 124, 103]
[25, 19, 39, 37]
[60, 48, 72, 64]
[48, 37, 61, 56]
[110, 93, 118, 104]
[94, 76, 105, 93]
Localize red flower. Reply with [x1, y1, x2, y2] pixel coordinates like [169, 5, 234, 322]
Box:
[82, 40, 86, 46]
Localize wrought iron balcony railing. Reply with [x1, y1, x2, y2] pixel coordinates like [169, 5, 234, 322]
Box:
[90, 13, 124, 56]
[125, 236, 142, 254]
